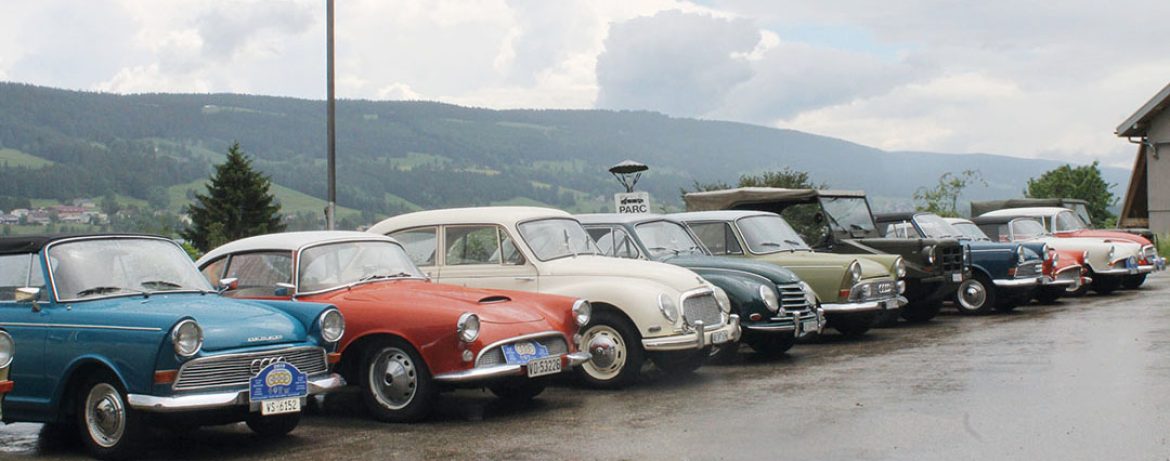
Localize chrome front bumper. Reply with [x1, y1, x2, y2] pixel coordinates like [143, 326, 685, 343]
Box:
[993, 276, 1044, 288]
[746, 310, 824, 338]
[128, 373, 345, 413]
[821, 296, 906, 313]
[432, 352, 591, 383]
[642, 314, 741, 351]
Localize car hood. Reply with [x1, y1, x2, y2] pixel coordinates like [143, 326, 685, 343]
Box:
[661, 254, 801, 285]
[319, 280, 546, 325]
[752, 251, 890, 279]
[1065, 229, 1152, 247]
[81, 293, 308, 352]
[540, 255, 706, 291]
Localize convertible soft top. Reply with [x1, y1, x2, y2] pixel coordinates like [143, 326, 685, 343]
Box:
[683, 187, 867, 211]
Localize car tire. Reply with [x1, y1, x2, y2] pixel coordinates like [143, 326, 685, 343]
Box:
[1092, 277, 1122, 295]
[900, 301, 941, 323]
[1122, 274, 1147, 289]
[76, 371, 145, 461]
[489, 378, 547, 402]
[747, 335, 797, 356]
[955, 275, 995, 315]
[361, 338, 435, 423]
[830, 312, 877, 337]
[652, 348, 711, 374]
[245, 412, 301, 437]
[576, 310, 644, 389]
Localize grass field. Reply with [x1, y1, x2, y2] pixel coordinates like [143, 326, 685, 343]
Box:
[0, 148, 54, 168]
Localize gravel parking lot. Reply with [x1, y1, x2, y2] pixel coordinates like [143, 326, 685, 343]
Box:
[3, 274, 1167, 460]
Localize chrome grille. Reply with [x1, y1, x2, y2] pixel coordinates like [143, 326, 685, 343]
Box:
[174, 346, 328, 391]
[852, 279, 897, 302]
[1016, 261, 1042, 278]
[475, 334, 568, 367]
[777, 283, 813, 314]
[940, 245, 964, 273]
[1054, 267, 1080, 283]
[682, 292, 722, 330]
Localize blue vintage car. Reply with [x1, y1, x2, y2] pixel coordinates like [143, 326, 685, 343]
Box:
[0, 234, 345, 459]
[577, 214, 824, 357]
[875, 212, 1044, 314]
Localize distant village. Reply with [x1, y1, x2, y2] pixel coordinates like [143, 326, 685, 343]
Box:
[0, 199, 107, 226]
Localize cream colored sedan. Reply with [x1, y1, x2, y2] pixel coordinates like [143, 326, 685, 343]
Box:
[368, 207, 741, 389]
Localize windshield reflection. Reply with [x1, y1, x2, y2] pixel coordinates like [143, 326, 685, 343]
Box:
[298, 241, 424, 293]
[821, 196, 876, 236]
[952, 222, 990, 241]
[913, 214, 960, 239]
[634, 220, 707, 259]
[518, 218, 599, 261]
[1010, 219, 1049, 241]
[737, 215, 812, 253]
[49, 238, 212, 301]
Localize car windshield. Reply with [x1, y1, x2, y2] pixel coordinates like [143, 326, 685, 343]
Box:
[298, 240, 423, 293]
[49, 238, 213, 301]
[634, 220, 707, 259]
[1054, 211, 1088, 232]
[820, 196, 877, 236]
[951, 222, 990, 241]
[737, 215, 811, 253]
[1010, 219, 1049, 240]
[914, 214, 960, 239]
[1071, 203, 1093, 226]
[517, 218, 599, 261]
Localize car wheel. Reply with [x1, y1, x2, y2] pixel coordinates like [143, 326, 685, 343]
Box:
[361, 338, 434, 423]
[245, 412, 301, 437]
[576, 311, 644, 389]
[1122, 274, 1147, 289]
[900, 301, 941, 323]
[830, 312, 877, 337]
[489, 378, 546, 402]
[1092, 276, 1122, 295]
[747, 335, 797, 356]
[76, 372, 145, 460]
[652, 348, 711, 374]
[955, 275, 995, 315]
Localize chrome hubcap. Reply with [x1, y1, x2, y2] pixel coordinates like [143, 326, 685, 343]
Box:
[370, 347, 417, 410]
[958, 279, 987, 310]
[85, 383, 125, 448]
[581, 325, 626, 380]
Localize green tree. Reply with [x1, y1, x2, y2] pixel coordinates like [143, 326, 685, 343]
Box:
[1025, 161, 1116, 225]
[100, 192, 119, 216]
[737, 168, 826, 190]
[914, 170, 986, 217]
[181, 143, 285, 252]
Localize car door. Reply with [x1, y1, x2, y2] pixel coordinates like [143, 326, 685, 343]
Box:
[438, 225, 539, 291]
[0, 252, 48, 410]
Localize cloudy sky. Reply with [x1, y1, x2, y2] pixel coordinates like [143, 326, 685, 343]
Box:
[2, 0, 1167, 167]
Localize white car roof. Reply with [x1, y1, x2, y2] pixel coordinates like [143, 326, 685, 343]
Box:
[197, 231, 398, 265]
[668, 210, 775, 222]
[978, 207, 1072, 218]
[943, 218, 974, 225]
[368, 206, 574, 234]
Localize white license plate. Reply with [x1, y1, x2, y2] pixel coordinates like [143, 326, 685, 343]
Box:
[260, 397, 301, 415]
[526, 356, 561, 378]
[1129, 268, 1138, 275]
[712, 330, 730, 344]
[801, 319, 819, 333]
[951, 273, 963, 282]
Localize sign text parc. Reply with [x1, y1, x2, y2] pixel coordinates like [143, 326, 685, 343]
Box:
[614, 192, 651, 214]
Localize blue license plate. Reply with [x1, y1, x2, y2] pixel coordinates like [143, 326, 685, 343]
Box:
[501, 341, 550, 365]
[249, 362, 308, 401]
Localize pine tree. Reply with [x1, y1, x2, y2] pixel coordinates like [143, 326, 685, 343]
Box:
[182, 143, 285, 251]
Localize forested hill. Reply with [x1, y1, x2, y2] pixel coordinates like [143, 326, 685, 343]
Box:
[0, 82, 1130, 219]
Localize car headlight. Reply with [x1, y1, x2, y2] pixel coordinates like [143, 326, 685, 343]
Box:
[319, 309, 345, 343]
[657, 293, 678, 322]
[572, 299, 591, 327]
[0, 330, 13, 369]
[924, 245, 936, 265]
[1108, 245, 1116, 261]
[1017, 245, 1026, 264]
[712, 286, 732, 314]
[1051, 251, 1059, 265]
[894, 257, 907, 279]
[759, 285, 779, 312]
[172, 319, 203, 358]
[457, 312, 480, 343]
[848, 260, 862, 285]
[798, 281, 818, 307]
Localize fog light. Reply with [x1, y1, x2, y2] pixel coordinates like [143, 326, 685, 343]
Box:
[462, 349, 474, 362]
[749, 313, 762, 321]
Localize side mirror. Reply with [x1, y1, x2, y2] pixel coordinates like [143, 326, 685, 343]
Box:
[274, 282, 296, 297]
[15, 287, 41, 303]
[217, 278, 239, 292]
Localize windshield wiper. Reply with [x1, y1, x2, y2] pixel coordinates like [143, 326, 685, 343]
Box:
[359, 272, 415, 282]
[140, 280, 184, 291]
[75, 286, 148, 298]
[648, 246, 681, 256]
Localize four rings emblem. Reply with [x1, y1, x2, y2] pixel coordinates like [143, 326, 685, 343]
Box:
[250, 356, 286, 374]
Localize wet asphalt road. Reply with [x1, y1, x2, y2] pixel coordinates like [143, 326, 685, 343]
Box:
[2, 274, 1169, 460]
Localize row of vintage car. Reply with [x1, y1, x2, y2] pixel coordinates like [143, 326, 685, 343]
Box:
[0, 187, 1162, 459]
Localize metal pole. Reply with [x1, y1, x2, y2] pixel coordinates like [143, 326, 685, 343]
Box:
[325, 0, 336, 230]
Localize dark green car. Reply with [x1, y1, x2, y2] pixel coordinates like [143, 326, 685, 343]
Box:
[577, 213, 823, 356]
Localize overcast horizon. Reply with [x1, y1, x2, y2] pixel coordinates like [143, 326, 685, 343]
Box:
[3, 0, 1167, 169]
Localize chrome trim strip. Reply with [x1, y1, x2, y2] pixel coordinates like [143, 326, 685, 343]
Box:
[0, 322, 161, 332]
[993, 276, 1043, 287]
[434, 352, 589, 383]
[128, 373, 345, 413]
[173, 345, 327, 391]
[641, 314, 739, 351]
[473, 331, 567, 366]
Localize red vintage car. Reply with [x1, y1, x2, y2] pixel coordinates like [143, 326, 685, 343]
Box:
[1036, 247, 1088, 303]
[197, 231, 591, 423]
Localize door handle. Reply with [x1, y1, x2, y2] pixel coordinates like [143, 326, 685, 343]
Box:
[514, 277, 536, 282]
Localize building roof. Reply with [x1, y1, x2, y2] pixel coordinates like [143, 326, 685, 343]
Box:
[199, 231, 396, 265]
[1117, 81, 1170, 137]
[367, 206, 572, 235]
[683, 187, 866, 211]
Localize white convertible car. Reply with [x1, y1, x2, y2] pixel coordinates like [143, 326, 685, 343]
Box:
[368, 207, 741, 389]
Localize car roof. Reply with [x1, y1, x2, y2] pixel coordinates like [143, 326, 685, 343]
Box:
[199, 231, 398, 264]
[979, 207, 1071, 218]
[683, 187, 866, 211]
[368, 206, 573, 234]
[970, 215, 1036, 225]
[943, 218, 974, 225]
[668, 210, 775, 222]
[575, 213, 672, 226]
[0, 233, 165, 256]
